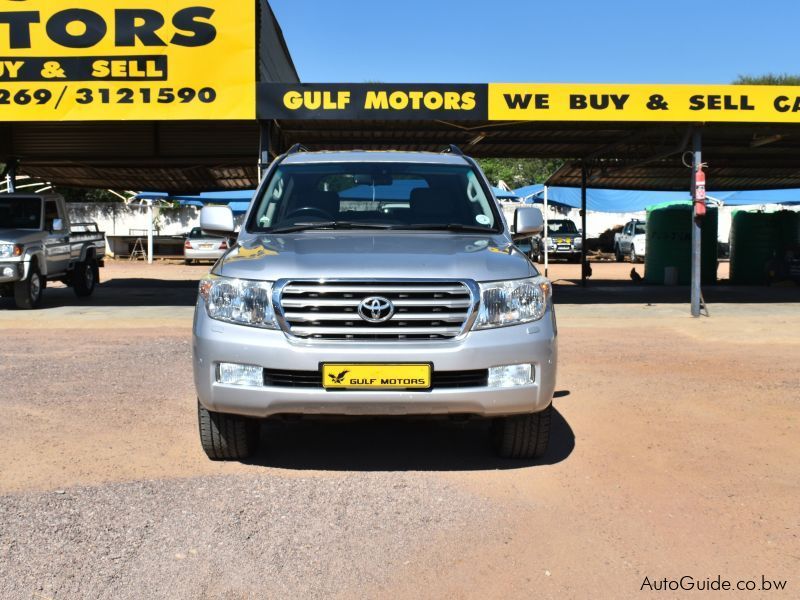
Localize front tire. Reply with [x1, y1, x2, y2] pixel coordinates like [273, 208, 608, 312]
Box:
[73, 257, 98, 297]
[492, 404, 552, 459]
[14, 264, 44, 309]
[198, 401, 259, 461]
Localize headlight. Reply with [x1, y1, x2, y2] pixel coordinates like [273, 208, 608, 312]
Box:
[0, 243, 21, 258]
[198, 274, 277, 329]
[573, 237, 583, 248]
[473, 276, 552, 330]
[546, 238, 556, 248]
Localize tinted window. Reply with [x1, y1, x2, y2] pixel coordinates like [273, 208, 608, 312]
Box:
[0, 197, 42, 229]
[249, 163, 499, 232]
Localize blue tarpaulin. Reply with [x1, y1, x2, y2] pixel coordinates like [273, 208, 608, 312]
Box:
[512, 185, 800, 212]
[493, 186, 519, 200]
[136, 190, 255, 214]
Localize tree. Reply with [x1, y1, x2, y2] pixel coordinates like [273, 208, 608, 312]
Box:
[733, 74, 800, 85]
[476, 158, 563, 189]
[54, 188, 125, 203]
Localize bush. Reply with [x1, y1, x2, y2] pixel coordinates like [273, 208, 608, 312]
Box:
[597, 226, 624, 253]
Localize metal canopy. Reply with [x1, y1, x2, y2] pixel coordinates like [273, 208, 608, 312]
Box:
[4, 121, 260, 192]
[544, 122, 800, 191]
[271, 119, 800, 192]
[8, 118, 800, 193]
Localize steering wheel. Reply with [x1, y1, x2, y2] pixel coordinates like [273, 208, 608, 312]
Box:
[282, 207, 335, 221]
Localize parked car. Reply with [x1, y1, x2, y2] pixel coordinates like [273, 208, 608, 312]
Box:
[184, 227, 229, 264]
[193, 148, 557, 461]
[0, 193, 105, 309]
[614, 219, 646, 262]
[530, 219, 582, 263]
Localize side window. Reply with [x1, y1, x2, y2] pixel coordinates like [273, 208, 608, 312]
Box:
[44, 201, 59, 232]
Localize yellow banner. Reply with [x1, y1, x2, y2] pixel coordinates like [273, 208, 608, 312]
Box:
[0, 1, 254, 120]
[489, 84, 800, 123]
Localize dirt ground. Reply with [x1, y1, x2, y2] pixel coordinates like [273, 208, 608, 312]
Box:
[0, 260, 798, 598]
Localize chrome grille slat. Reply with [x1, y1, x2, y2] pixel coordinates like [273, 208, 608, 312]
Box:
[277, 280, 475, 341]
[291, 326, 464, 336]
[284, 312, 468, 322]
[281, 298, 472, 308]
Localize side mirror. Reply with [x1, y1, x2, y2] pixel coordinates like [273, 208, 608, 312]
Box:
[52, 218, 64, 232]
[513, 207, 544, 239]
[200, 206, 235, 237]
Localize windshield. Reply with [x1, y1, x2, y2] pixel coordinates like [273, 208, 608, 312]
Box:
[0, 197, 42, 230]
[248, 162, 500, 233]
[546, 220, 579, 235]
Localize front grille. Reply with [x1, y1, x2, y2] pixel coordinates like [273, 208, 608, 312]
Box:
[263, 368, 488, 389]
[277, 280, 475, 341]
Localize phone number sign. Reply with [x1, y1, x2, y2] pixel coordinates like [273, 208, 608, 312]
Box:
[0, 1, 254, 121]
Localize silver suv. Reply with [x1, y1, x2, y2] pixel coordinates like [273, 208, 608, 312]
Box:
[193, 148, 558, 460]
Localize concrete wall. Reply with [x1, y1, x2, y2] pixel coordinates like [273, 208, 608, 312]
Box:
[67, 203, 200, 237]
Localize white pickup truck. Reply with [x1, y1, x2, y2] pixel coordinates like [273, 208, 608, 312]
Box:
[0, 193, 105, 309]
[614, 219, 646, 263]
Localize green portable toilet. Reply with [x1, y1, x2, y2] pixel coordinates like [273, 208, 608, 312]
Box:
[730, 210, 800, 284]
[730, 211, 778, 284]
[644, 201, 718, 285]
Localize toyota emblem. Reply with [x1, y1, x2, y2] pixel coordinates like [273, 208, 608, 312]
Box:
[358, 296, 395, 323]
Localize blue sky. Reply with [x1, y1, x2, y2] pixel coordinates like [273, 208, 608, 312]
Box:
[269, 0, 799, 84]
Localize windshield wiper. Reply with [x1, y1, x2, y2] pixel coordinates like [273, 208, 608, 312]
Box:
[269, 221, 396, 234]
[390, 223, 495, 233]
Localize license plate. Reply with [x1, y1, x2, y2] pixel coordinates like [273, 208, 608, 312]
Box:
[557, 245, 571, 251]
[200, 243, 214, 249]
[322, 363, 432, 390]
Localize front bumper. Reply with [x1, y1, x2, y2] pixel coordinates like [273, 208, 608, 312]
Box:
[193, 303, 558, 418]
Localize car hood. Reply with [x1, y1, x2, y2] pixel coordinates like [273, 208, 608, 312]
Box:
[0, 228, 45, 244]
[216, 232, 536, 282]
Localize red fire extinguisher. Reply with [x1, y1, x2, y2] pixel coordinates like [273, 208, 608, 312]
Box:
[694, 164, 707, 219]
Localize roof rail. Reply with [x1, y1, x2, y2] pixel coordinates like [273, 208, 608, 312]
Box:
[442, 144, 464, 156]
[286, 143, 309, 155]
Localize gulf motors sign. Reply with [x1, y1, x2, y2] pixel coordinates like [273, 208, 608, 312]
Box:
[260, 83, 800, 123]
[0, 0, 255, 120]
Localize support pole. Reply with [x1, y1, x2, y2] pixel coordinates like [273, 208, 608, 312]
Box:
[146, 202, 154, 265]
[5, 159, 17, 193]
[690, 130, 703, 317]
[543, 185, 549, 278]
[258, 120, 271, 183]
[581, 163, 588, 287]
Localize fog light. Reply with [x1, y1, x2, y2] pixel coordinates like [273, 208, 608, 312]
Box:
[488, 364, 534, 388]
[2, 267, 14, 278]
[218, 363, 263, 386]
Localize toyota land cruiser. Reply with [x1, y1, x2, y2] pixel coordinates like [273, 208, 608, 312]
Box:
[193, 147, 558, 460]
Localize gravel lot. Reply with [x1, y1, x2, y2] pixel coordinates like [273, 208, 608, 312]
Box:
[0, 261, 798, 598]
[1, 475, 492, 600]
